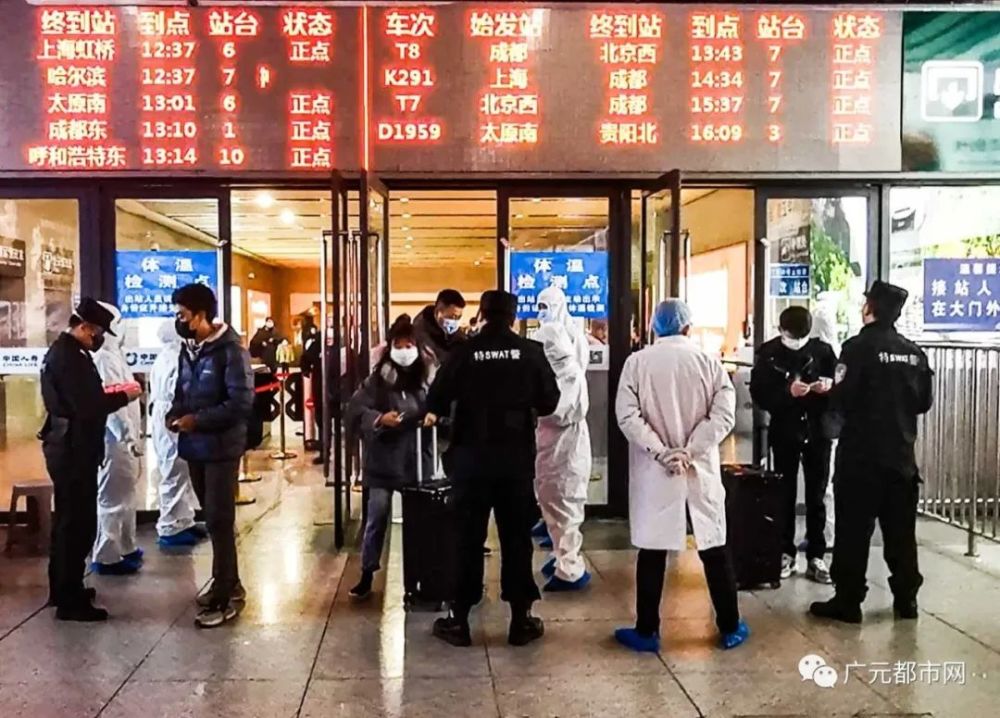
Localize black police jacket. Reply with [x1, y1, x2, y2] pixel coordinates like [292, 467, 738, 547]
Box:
[750, 337, 838, 443]
[831, 323, 933, 478]
[426, 323, 560, 469]
[39, 332, 130, 465]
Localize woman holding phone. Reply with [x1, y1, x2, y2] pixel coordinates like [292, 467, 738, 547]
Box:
[346, 315, 434, 600]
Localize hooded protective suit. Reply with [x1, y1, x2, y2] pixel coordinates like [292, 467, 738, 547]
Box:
[150, 319, 197, 538]
[538, 285, 590, 374]
[91, 302, 142, 565]
[534, 322, 592, 582]
[809, 301, 840, 550]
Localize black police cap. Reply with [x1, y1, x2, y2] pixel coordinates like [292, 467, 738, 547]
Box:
[74, 297, 117, 336]
[865, 280, 909, 320]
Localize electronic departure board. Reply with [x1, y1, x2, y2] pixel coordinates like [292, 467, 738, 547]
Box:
[0, 3, 904, 175]
[0, 2, 361, 173]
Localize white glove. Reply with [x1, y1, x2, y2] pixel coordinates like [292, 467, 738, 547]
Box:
[128, 441, 144, 458]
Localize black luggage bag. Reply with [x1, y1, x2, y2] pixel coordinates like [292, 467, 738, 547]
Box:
[722, 463, 785, 590]
[400, 425, 458, 610]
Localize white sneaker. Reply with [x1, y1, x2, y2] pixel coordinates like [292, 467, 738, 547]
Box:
[780, 554, 798, 580]
[194, 603, 239, 629]
[806, 558, 833, 585]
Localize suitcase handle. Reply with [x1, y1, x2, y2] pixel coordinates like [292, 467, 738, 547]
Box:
[415, 425, 443, 486]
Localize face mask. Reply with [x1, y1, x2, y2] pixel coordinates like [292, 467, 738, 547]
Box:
[781, 334, 807, 351]
[175, 318, 196, 340]
[265, 322, 274, 330]
[441, 318, 460, 336]
[537, 308, 552, 324]
[90, 332, 105, 352]
[391, 346, 419, 367]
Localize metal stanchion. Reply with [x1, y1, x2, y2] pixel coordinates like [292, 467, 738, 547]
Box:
[235, 455, 257, 506]
[238, 452, 261, 483]
[270, 366, 298, 461]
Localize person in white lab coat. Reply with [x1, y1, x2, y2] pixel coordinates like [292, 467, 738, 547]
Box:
[810, 299, 841, 552]
[151, 320, 205, 547]
[534, 322, 592, 591]
[91, 303, 144, 575]
[614, 299, 749, 653]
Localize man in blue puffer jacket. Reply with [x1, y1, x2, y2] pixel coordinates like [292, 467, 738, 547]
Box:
[167, 283, 253, 628]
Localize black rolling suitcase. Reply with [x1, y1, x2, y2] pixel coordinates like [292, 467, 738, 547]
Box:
[400, 425, 458, 610]
[722, 464, 785, 590]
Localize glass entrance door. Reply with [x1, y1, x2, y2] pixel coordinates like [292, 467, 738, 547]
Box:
[639, 171, 682, 346]
[752, 188, 876, 460]
[501, 190, 613, 506]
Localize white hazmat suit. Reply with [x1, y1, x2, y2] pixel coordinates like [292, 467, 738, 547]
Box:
[150, 320, 198, 538]
[534, 322, 592, 582]
[538, 285, 590, 374]
[92, 303, 142, 565]
[810, 300, 840, 550]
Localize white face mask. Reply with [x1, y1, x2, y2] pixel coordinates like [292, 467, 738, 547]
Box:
[441, 318, 461, 335]
[390, 346, 419, 367]
[781, 334, 808, 351]
[537, 308, 553, 324]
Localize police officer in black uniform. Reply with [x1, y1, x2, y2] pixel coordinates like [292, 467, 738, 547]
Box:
[426, 290, 560, 647]
[810, 281, 933, 624]
[40, 298, 142, 621]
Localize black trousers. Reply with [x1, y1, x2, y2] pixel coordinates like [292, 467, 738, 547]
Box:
[830, 461, 923, 606]
[771, 437, 832, 559]
[636, 546, 740, 637]
[189, 459, 241, 608]
[46, 450, 99, 608]
[450, 448, 540, 615]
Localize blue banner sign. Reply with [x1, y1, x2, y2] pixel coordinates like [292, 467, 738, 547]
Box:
[116, 250, 218, 319]
[770, 263, 811, 298]
[509, 251, 608, 319]
[923, 258, 1000, 331]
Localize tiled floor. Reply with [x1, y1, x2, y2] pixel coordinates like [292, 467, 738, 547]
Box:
[1, 450, 998, 717]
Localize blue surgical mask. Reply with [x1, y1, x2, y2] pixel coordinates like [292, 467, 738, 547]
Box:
[537, 308, 552, 324]
[442, 318, 460, 335]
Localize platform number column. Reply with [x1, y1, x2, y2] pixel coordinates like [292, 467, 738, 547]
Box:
[207, 9, 261, 168]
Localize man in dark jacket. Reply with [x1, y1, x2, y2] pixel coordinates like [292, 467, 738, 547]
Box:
[168, 284, 254, 629]
[249, 317, 282, 371]
[40, 298, 142, 621]
[810, 281, 933, 624]
[413, 289, 467, 372]
[426, 290, 560, 648]
[751, 306, 838, 584]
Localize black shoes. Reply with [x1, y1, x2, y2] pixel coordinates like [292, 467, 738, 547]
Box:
[433, 615, 472, 647]
[349, 571, 374, 600]
[894, 599, 919, 620]
[809, 596, 863, 624]
[56, 603, 109, 622]
[508, 615, 545, 646]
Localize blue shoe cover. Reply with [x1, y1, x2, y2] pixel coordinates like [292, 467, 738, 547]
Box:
[538, 536, 553, 550]
[123, 548, 144, 563]
[91, 558, 141, 576]
[720, 620, 751, 650]
[530, 520, 548, 539]
[158, 530, 200, 548]
[543, 571, 591, 592]
[614, 627, 660, 653]
[187, 523, 209, 540]
[541, 557, 557, 579]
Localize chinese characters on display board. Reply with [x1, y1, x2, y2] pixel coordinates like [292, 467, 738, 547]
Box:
[2, 4, 360, 172]
[0, 3, 904, 175]
[922, 259, 1000, 333]
[116, 250, 218, 319]
[509, 252, 609, 321]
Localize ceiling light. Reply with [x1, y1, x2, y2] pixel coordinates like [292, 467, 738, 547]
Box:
[406, 236, 414, 242]
[400, 226, 410, 231]
[399, 197, 409, 203]
[474, 260, 481, 266]
[255, 192, 275, 209]
[402, 213, 412, 219]
[531, 198, 542, 203]
[514, 213, 524, 219]
[524, 241, 532, 246]
[280, 209, 295, 225]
